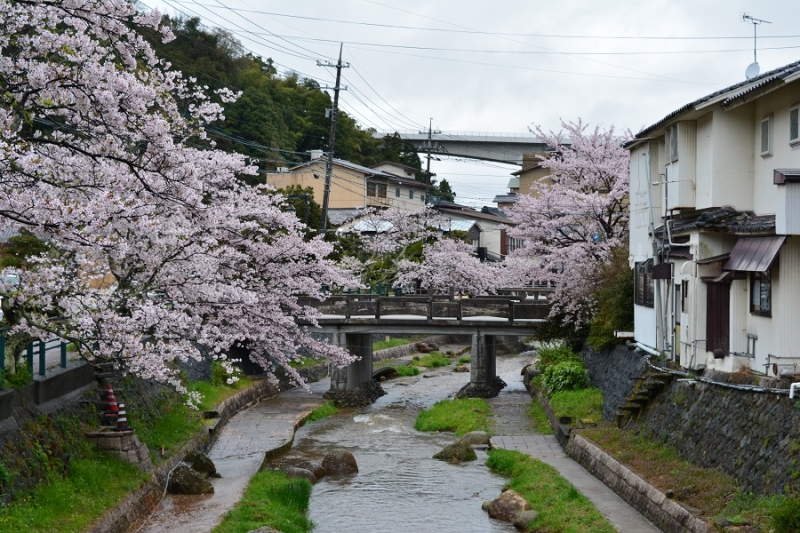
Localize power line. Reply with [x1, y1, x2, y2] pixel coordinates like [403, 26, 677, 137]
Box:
[166, 4, 800, 41]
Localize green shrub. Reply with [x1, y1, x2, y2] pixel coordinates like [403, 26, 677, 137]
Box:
[541, 361, 590, 394]
[458, 356, 471, 364]
[1, 364, 33, 389]
[415, 398, 490, 436]
[587, 247, 634, 351]
[772, 497, 800, 533]
[535, 343, 581, 372]
[210, 360, 241, 387]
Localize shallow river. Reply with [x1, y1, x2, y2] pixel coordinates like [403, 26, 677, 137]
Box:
[281, 353, 534, 533]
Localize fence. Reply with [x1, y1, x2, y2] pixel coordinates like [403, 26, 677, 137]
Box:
[0, 330, 71, 389]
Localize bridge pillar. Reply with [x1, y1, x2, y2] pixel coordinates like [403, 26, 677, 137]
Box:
[455, 333, 506, 399]
[325, 333, 385, 407]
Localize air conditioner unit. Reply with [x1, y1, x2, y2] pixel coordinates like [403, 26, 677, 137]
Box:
[277, 167, 289, 173]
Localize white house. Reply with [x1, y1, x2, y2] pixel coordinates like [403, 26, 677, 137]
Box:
[627, 59, 800, 377]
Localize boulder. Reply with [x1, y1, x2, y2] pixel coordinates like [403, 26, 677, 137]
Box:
[281, 466, 317, 484]
[485, 489, 531, 523]
[184, 450, 220, 478]
[415, 342, 431, 353]
[321, 448, 359, 476]
[454, 365, 469, 373]
[460, 431, 491, 446]
[168, 464, 214, 495]
[292, 458, 326, 479]
[514, 510, 539, 530]
[433, 440, 477, 463]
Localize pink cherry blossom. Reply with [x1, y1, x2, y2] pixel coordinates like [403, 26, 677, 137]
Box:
[506, 119, 630, 326]
[0, 0, 357, 401]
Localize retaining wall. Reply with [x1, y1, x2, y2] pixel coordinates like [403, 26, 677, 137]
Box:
[583, 345, 800, 495]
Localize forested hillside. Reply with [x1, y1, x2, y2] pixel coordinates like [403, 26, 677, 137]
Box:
[140, 17, 424, 181]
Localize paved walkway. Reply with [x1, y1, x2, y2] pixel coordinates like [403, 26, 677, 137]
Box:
[135, 380, 330, 533]
[488, 391, 662, 533]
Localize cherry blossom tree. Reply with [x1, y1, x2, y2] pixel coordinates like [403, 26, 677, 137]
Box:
[0, 0, 356, 398]
[395, 237, 505, 295]
[338, 206, 447, 291]
[507, 119, 630, 326]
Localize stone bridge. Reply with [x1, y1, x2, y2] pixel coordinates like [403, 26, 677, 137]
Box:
[298, 291, 551, 404]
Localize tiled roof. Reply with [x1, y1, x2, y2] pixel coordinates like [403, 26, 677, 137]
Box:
[632, 60, 800, 143]
[655, 208, 775, 236]
[493, 194, 519, 204]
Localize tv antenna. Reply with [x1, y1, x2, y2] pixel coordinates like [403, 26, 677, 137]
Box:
[742, 13, 771, 79]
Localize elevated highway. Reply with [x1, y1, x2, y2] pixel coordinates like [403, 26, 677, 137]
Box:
[371, 131, 570, 165]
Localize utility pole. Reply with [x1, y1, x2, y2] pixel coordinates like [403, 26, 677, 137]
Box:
[419, 118, 441, 185]
[317, 44, 349, 233]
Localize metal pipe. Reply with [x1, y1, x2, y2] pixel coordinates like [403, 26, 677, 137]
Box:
[636, 341, 661, 357]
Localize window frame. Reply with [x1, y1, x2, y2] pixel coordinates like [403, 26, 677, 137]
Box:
[668, 123, 679, 163]
[634, 260, 655, 308]
[790, 105, 799, 145]
[395, 187, 401, 197]
[409, 190, 415, 199]
[761, 114, 773, 157]
[750, 270, 772, 317]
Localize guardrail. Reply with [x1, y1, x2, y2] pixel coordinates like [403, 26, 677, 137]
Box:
[300, 292, 551, 322]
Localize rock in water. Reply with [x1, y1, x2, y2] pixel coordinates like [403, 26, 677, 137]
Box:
[321, 448, 359, 475]
[460, 431, 491, 446]
[168, 464, 214, 495]
[433, 440, 477, 463]
[281, 466, 318, 484]
[485, 489, 531, 523]
[514, 510, 539, 529]
[183, 450, 219, 478]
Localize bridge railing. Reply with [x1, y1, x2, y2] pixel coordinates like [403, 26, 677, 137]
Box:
[299, 292, 551, 322]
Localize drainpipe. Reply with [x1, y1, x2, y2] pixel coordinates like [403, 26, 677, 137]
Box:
[636, 341, 661, 358]
[790, 382, 800, 399]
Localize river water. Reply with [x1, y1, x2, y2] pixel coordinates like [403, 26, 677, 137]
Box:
[278, 352, 535, 533]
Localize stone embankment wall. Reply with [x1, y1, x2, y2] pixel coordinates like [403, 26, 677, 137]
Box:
[373, 334, 465, 361]
[583, 345, 800, 495]
[582, 344, 647, 421]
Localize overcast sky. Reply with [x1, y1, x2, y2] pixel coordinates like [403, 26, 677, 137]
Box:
[142, 0, 800, 207]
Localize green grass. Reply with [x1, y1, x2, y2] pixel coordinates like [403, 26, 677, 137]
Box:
[0, 453, 148, 533]
[415, 398, 490, 436]
[188, 377, 254, 411]
[289, 357, 320, 369]
[486, 449, 615, 533]
[413, 351, 451, 368]
[549, 387, 604, 424]
[213, 470, 313, 533]
[306, 401, 339, 422]
[457, 356, 471, 364]
[373, 337, 410, 351]
[395, 365, 420, 377]
[135, 405, 204, 459]
[527, 400, 553, 434]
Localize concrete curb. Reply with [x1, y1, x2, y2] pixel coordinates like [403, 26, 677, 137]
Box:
[567, 434, 708, 533]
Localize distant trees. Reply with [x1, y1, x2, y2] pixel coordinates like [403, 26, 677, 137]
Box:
[0, 0, 356, 398]
[507, 119, 630, 327]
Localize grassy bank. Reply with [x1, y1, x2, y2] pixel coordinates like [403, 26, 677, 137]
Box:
[415, 398, 490, 436]
[0, 452, 149, 532]
[213, 470, 313, 533]
[486, 449, 615, 532]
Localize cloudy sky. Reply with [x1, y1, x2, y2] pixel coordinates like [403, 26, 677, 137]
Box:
[142, 0, 800, 206]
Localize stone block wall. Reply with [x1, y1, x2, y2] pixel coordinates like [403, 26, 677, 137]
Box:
[583, 344, 647, 421]
[638, 379, 800, 494]
[584, 345, 800, 495]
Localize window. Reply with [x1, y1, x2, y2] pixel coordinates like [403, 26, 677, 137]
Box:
[367, 183, 387, 198]
[634, 260, 654, 307]
[409, 190, 415, 199]
[790, 105, 799, 144]
[750, 270, 772, 316]
[668, 123, 679, 162]
[761, 115, 773, 156]
[395, 187, 401, 197]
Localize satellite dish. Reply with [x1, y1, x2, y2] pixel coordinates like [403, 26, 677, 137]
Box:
[745, 62, 760, 79]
